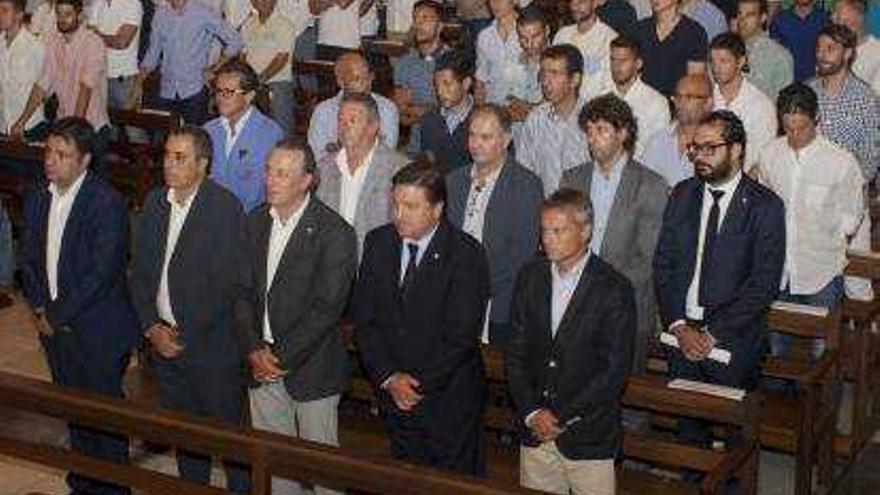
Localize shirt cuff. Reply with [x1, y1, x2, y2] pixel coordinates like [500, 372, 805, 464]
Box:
[524, 408, 541, 427]
[380, 373, 397, 390]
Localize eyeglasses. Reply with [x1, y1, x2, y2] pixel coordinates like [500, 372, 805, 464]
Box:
[213, 88, 248, 98]
[686, 141, 729, 157]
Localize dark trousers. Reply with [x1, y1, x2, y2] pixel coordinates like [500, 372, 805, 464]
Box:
[40, 331, 131, 495]
[488, 322, 511, 349]
[154, 88, 210, 126]
[152, 355, 249, 493]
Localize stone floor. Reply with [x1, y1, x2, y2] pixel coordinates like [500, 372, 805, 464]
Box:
[0, 292, 879, 495]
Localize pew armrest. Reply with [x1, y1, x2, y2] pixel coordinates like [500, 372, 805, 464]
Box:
[699, 442, 758, 495]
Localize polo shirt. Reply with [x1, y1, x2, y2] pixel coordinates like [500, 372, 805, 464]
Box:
[633, 15, 708, 96]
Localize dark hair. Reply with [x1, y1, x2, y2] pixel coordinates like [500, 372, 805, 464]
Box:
[710, 32, 747, 59]
[579, 94, 639, 154]
[819, 23, 858, 51]
[340, 92, 381, 123]
[777, 82, 819, 120]
[167, 126, 214, 169]
[55, 0, 83, 12]
[700, 110, 748, 159]
[434, 50, 475, 80]
[48, 117, 96, 157]
[541, 44, 584, 78]
[413, 0, 443, 17]
[215, 58, 261, 93]
[274, 137, 319, 190]
[517, 4, 547, 28]
[470, 103, 512, 133]
[392, 160, 447, 205]
[0, 0, 27, 12]
[542, 188, 594, 226]
[737, 0, 768, 14]
[610, 35, 641, 58]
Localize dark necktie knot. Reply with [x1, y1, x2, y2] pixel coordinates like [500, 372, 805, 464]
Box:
[407, 243, 419, 259]
[709, 189, 725, 203]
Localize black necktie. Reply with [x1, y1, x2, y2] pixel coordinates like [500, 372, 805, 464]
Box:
[698, 189, 725, 307]
[401, 243, 419, 295]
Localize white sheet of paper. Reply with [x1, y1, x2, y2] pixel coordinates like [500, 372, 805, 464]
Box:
[667, 378, 746, 401]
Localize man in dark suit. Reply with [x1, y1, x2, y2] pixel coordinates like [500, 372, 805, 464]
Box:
[412, 50, 475, 172]
[653, 110, 785, 448]
[506, 188, 636, 495]
[19, 117, 138, 495]
[354, 161, 490, 476]
[241, 139, 357, 495]
[446, 103, 543, 347]
[560, 94, 668, 373]
[129, 126, 251, 493]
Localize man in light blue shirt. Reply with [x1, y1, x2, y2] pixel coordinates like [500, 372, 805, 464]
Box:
[138, 0, 242, 125]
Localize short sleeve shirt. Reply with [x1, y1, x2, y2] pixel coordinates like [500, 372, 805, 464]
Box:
[633, 15, 708, 96]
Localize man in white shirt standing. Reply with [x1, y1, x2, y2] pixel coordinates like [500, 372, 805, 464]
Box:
[709, 32, 777, 171]
[834, 0, 880, 92]
[310, 0, 360, 60]
[0, 0, 45, 137]
[607, 34, 670, 154]
[758, 82, 865, 359]
[553, 0, 617, 100]
[87, 0, 141, 110]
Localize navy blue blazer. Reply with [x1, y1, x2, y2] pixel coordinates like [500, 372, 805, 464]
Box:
[19, 173, 138, 358]
[653, 175, 785, 349]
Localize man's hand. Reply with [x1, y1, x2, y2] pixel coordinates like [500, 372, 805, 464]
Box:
[146, 323, 184, 359]
[8, 120, 26, 140]
[506, 96, 534, 122]
[32, 311, 53, 336]
[386, 372, 423, 411]
[674, 324, 715, 361]
[248, 348, 287, 383]
[527, 408, 563, 442]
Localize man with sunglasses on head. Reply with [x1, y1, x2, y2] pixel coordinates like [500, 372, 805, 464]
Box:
[653, 110, 785, 452]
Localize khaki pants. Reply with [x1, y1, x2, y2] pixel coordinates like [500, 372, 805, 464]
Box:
[520, 441, 616, 495]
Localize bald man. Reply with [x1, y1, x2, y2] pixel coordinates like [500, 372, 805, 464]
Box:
[640, 74, 715, 186]
[307, 52, 399, 159]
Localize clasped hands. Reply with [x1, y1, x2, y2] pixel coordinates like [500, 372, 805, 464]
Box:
[145, 323, 185, 359]
[674, 324, 717, 362]
[385, 372, 423, 412]
[527, 409, 564, 442]
[248, 347, 288, 383]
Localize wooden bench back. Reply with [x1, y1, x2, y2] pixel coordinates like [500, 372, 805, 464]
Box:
[765, 301, 841, 347]
[110, 108, 181, 133]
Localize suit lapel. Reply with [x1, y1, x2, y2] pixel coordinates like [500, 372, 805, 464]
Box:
[449, 169, 472, 227]
[719, 179, 749, 236]
[537, 261, 554, 344]
[55, 174, 92, 291]
[483, 159, 514, 241]
[355, 143, 385, 231]
[269, 200, 319, 294]
[228, 111, 259, 163]
[254, 209, 273, 295]
[168, 182, 207, 273]
[553, 256, 596, 344]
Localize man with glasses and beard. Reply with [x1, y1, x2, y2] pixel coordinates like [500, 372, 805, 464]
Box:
[653, 110, 785, 451]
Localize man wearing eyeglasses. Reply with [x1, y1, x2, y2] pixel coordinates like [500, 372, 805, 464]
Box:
[203, 59, 284, 212]
[653, 110, 785, 450]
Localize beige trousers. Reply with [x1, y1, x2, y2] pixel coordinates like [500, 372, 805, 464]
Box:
[520, 441, 616, 495]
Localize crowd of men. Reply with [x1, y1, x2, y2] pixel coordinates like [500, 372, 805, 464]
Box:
[0, 0, 878, 494]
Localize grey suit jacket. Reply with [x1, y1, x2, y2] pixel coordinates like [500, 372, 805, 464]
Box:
[243, 199, 358, 401]
[316, 142, 410, 255]
[560, 159, 667, 371]
[446, 157, 544, 325]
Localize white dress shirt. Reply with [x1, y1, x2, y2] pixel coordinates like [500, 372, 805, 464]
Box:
[713, 79, 777, 169]
[0, 27, 45, 133]
[759, 135, 864, 294]
[156, 186, 198, 326]
[612, 78, 671, 155]
[336, 141, 377, 226]
[220, 107, 253, 157]
[462, 163, 504, 242]
[551, 251, 590, 337]
[684, 172, 742, 322]
[46, 172, 87, 301]
[262, 196, 310, 344]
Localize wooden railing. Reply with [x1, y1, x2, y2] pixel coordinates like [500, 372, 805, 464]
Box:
[0, 370, 543, 495]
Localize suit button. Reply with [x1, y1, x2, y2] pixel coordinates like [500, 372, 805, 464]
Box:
[542, 389, 549, 398]
[548, 360, 557, 368]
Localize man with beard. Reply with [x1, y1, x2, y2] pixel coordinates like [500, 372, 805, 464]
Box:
[316, 92, 409, 254]
[834, 0, 880, 92]
[808, 23, 879, 183]
[653, 110, 785, 450]
[553, 0, 618, 101]
[506, 6, 549, 123]
[393, 0, 448, 127]
[640, 74, 714, 186]
[308, 52, 399, 159]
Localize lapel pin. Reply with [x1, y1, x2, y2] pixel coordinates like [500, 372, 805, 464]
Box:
[306, 226, 314, 235]
[432, 252, 440, 261]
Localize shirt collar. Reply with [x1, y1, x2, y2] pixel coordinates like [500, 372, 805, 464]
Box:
[221, 107, 254, 141]
[270, 194, 310, 228]
[552, 251, 590, 283]
[166, 181, 201, 210]
[594, 153, 628, 182]
[470, 159, 505, 187]
[704, 170, 742, 197]
[441, 95, 473, 121]
[402, 223, 439, 252]
[337, 139, 379, 178]
[48, 170, 87, 201]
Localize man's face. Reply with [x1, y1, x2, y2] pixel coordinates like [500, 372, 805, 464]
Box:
[689, 122, 739, 184]
[585, 119, 627, 164]
[336, 56, 373, 95]
[570, 0, 595, 23]
[392, 184, 443, 240]
[251, 0, 276, 17]
[651, 0, 678, 15]
[468, 112, 510, 166]
[794, 0, 814, 9]
[672, 78, 713, 125]
[265, 148, 312, 209]
[540, 56, 579, 104]
[214, 72, 253, 119]
[0, 2, 23, 31]
[55, 4, 80, 34]
[541, 207, 591, 264]
[610, 46, 640, 86]
[489, 0, 516, 18]
[709, 48, 744, 86]
[434, 69, 469, 110]
[781, 111, 817, 149]
[735, 2, 765, 39]
[412, 5, 441, 45]
[338, 101, 378, 149]
[163, 135, 206, 190]
[816, 35, 851, 77]
[44, 135, 88, 188]
[517, 21, 548, 59]
[833, 2, 864, 35]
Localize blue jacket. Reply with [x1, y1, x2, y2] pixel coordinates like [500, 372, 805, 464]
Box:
[205, 108, 284, 212]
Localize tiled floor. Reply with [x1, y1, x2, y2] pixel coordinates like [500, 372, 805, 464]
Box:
[0, 292, 879, 495]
